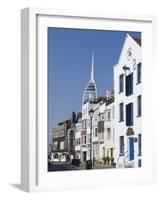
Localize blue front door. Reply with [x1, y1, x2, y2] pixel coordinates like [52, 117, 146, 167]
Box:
[129, 137, 134, 161]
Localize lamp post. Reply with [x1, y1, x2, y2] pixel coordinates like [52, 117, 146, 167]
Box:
[89, 108, 94, 168]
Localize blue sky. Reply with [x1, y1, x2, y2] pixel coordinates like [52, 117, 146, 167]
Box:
[48, 28, 141, 133]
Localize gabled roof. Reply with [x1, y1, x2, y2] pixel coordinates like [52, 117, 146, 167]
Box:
[133, 38, 141, 46]
[129, 34, 141, 46]
[116, 33, 141, 66]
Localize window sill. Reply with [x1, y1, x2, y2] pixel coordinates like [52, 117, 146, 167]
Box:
[118, 120, 124, 123]
[136, 81, 141, 85]
[126, 124, 133, 127]
[125, 93, 133, 97]
[136, 115, 141, 118]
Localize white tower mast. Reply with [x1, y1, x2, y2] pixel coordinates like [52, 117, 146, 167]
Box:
[90, 50, 94, 82]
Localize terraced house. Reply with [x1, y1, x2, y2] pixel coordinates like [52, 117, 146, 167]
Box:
[74, 52, 116, 168]
[51, 112, 77, 163]
[50, 33, 142, 170]
[114, 34, 142, 168]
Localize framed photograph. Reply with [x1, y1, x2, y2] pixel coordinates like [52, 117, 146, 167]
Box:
[21, 8, 157, 192]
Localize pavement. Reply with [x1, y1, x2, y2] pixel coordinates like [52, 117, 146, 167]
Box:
[48, 162, 115, 172]
[79, 162, 116, 170]
[48, 162, 79, 172]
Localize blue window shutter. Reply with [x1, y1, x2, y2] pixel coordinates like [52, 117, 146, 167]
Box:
[137, 63, 141, 84]
[126, 103, 133, 126]
[138, 134, 142, 156]
[126, 73, 133, 96]
[119, 74, 124, 93]
[138, 159, 142, 167]
[137, 95, 141, 117]
[119, 103, 124, 122]
[131, 103, 133, 125]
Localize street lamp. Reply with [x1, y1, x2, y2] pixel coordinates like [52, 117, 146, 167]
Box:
[89, 108, 94, 169]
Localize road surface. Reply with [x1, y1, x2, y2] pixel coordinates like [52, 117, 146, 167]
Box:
[48, 162, 79, 172]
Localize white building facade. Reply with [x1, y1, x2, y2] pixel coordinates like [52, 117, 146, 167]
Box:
[73, 34, 142, 169]
[92, 93, 116, 165]
[75, 121, 82, 159]
[75, 51, 116, 167]
[76, 93, 116, 166]
[114, 34, 142, 168]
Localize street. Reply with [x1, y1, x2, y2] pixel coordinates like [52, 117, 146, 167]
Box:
[48, 162, 79, 172]
[48, 162, 116, 171]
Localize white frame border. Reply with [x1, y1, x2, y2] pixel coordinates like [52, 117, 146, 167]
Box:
[21, 7, 157, 192]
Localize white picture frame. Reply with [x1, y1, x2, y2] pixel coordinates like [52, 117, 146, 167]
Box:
[21, 7, 157, 192]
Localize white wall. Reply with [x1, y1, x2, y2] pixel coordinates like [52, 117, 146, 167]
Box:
[114, 34, 142, 168]
[0, 0, 160, 199]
